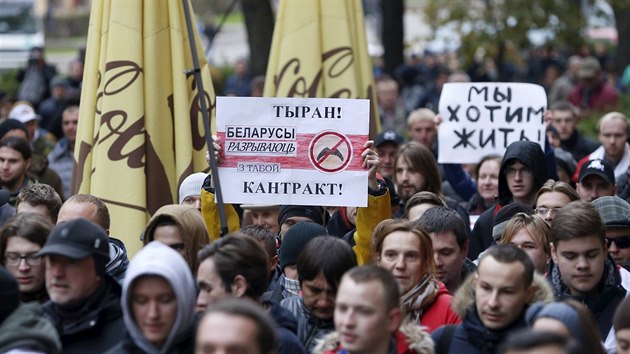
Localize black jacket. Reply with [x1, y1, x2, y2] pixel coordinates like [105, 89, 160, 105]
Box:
[432, 273, 554, 354]
[43, 276, 124, 354]
[561, 130, 600, 162]
[468, 141, 547, 260]
[267, 301, 307, 354]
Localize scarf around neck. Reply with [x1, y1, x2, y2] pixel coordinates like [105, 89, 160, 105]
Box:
[400, 274, 439, 322]
[550, 254, 624, 315]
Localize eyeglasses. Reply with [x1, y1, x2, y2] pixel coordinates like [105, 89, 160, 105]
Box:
[606, 235, 630, 249]
[4, 252, 42, 266]
[505, 166, 533, 178]
[535, 207, 560, 217]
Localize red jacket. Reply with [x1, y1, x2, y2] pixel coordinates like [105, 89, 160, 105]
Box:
[419, 282, 461, 332]
[568, 81, 619, 112]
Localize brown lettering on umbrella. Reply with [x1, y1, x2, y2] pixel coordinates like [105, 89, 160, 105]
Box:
[272, 46, 355, 98]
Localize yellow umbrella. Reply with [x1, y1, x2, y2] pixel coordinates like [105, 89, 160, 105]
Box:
[73, 0, 214, 255]
[264, 0, 380, 137]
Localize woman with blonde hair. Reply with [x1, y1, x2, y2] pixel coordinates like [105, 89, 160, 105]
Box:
[372, 219, 460, 332]
[498, 212, 551, 274]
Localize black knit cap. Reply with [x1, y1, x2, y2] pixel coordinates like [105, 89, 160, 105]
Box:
[279, 222, 327, 270]
[0, 119, 28, 140]
[278, 205, 325, 227]
[492, 202, 534, 240]
[0, 267, 20, 324]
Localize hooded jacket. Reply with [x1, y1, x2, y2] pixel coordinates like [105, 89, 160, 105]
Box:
[0, 302, 61, 354]
[106, 241, 196, 354]
[143, 204, 210, 272]
[431, 273, 553, 354]
[314, 322, 435, 354]
[468, 141, 547, 259]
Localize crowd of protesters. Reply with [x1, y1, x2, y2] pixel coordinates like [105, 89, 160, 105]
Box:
[0, 38, 630, 354]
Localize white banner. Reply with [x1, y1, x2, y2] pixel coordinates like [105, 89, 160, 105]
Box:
[438, 82, 547, 164]
[216, 97, 370, 207]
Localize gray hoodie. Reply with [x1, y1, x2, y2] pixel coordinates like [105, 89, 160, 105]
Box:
[121, 241, 196, 354]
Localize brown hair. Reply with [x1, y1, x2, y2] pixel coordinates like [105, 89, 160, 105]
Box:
[0, 213, 53, 265]
[474, 154, 502, 182]
[499, 213, 551, 255]
[394, 141, 442, 195]
[197, 234, 269, 300]
[550, 201, 606, 244]
[16, 183, 62, 223]
[404, 191, 445, 219]
[372, 219, 436, 275]
[535, 179, 580, 205]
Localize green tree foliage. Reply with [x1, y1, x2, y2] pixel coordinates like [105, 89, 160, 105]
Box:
[424, 0, 587, 66]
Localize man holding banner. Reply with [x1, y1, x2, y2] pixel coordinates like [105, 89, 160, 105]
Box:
[202, 96, 390, 266]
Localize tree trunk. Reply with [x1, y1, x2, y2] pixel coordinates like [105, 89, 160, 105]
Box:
[241, 0, 274, 76]
[380, 0, 404, 75]
[613, 2, 630, 73]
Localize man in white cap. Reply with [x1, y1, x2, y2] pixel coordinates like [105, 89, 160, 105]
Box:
[178, 172, 206, 211]
[9, 102, 56, 156]
[8, 102, 62, 197]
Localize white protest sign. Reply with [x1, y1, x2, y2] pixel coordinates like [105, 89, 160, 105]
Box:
[438, 82, 547, 164]
[216, 97, 370, 207]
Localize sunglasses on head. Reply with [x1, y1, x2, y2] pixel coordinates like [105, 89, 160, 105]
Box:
[606, 235, 630, 249]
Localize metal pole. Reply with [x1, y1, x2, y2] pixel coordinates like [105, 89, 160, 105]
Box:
[182, 0, 229, 237]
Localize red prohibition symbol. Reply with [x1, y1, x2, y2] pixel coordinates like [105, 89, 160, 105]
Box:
[308, 130, 353, 173]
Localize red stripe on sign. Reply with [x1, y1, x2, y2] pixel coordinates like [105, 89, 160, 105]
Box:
[217, 132, 368, 171]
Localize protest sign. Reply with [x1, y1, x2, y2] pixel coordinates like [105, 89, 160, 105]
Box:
[216, 97, 370, 207]
[438, 82, 547, 164]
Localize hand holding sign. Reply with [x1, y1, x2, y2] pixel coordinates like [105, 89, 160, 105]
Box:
[438, 82, 547, 164]
[361, 140, 380, 190]
[205, 136, 224, 166]
[216, 97, 369, 207]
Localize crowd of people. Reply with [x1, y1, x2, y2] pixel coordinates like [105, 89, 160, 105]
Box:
[0, 36, 630, 354]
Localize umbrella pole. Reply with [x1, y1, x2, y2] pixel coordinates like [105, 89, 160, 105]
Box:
[182, 0, 229, 237]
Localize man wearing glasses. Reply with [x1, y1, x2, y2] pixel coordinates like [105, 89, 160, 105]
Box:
[593, 196, 630, 271]
[469, 141, 548, 260]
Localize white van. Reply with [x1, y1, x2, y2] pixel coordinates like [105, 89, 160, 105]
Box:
[0, 0, 45, 71]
